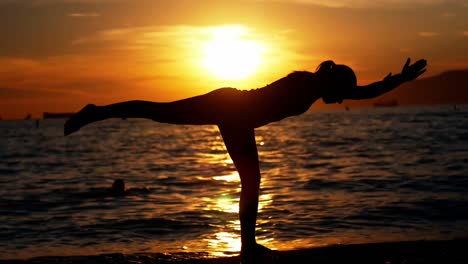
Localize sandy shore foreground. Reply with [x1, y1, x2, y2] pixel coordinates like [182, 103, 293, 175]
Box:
[3, 239, 467, 264]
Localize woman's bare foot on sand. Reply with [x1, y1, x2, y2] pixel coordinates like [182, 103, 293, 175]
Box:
[64, 104, 99, 136]
[241, 243, 273, 261]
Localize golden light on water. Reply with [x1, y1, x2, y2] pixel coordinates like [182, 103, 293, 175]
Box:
[202, 193, 239, 214]
[202, 25, 265, 80]
[206, 231, 242, 256]
[259, 193, 273, 211]
[192, 131, 276, 255]
[212, 172, 239, 183]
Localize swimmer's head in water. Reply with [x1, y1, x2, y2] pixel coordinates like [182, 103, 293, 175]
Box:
[316, 60, 357, 104]
[112, 179, 125, 196]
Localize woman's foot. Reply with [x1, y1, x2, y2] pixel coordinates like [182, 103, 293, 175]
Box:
[240, 243, 273, 261]
[64, 104, 98, 136]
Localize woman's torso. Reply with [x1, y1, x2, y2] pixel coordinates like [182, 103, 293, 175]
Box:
[229, 71, 320, 127]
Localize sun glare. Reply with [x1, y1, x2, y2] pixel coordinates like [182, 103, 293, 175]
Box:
[203, 25, 264, 80]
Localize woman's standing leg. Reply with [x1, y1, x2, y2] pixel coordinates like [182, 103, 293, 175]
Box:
[218, 125, 270, 258]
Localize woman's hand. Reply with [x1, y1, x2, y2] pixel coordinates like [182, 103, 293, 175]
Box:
[384, 58, 427, 84]
[348, 58, 427, 100]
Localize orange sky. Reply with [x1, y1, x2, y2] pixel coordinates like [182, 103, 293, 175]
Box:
[0, 0, 467, 119]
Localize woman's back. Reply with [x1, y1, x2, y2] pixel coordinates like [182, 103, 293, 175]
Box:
[241, 71, 319, 127]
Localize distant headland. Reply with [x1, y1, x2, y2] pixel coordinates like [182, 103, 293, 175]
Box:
[43, 112, 74, 119]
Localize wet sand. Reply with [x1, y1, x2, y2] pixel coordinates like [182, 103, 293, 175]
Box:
[3, 239, 467, 264]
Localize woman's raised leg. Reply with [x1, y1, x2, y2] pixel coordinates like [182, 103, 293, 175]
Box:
[64, 88, 236, 136]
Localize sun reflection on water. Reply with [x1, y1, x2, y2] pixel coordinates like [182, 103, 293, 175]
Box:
[212, 172, 239, 182]
[205, 231, 242, 256]
[200, 178, 275, 255]
[191, 127, 278, 256]
[202, 193, 239, 213]
[259, 193, 273, 211]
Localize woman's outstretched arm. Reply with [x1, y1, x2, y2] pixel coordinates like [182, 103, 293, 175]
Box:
[345, 58, 427, 100]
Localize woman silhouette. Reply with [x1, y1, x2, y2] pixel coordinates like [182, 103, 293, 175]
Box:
[64, 58, 426, 258]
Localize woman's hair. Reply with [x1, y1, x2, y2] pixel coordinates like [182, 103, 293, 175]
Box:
[316, 60, 357, 90]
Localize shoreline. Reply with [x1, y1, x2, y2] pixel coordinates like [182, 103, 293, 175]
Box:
[3, 238, 468, 264]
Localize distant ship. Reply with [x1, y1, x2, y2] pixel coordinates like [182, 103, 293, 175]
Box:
[43, 112, 74, 119]
[373, 99, 398, 108]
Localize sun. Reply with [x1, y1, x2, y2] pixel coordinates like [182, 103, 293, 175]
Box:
[203, 26, 264, 80]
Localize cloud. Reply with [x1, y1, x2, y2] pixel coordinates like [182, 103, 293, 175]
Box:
[4, 0, 465, 9]
[0, 86, 88, 99]
[441, 11, 457, 17]
[68, 12, 100, 18]
[70, 24, 275, 57]
[0, 56, 148, 96]
[71, 28, 137, 45]
[418, 31, 440, 37]
[256, 0, 463, 8]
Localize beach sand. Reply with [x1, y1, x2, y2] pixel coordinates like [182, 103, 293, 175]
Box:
[3, 239, 467, 264]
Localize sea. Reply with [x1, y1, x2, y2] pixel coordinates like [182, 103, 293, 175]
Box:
[1, 105, 467, 260]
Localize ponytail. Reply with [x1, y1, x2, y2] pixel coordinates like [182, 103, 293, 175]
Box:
[316, 60, 336, 73]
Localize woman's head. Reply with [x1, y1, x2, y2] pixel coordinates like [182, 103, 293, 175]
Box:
[316, 60, 357, 104]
